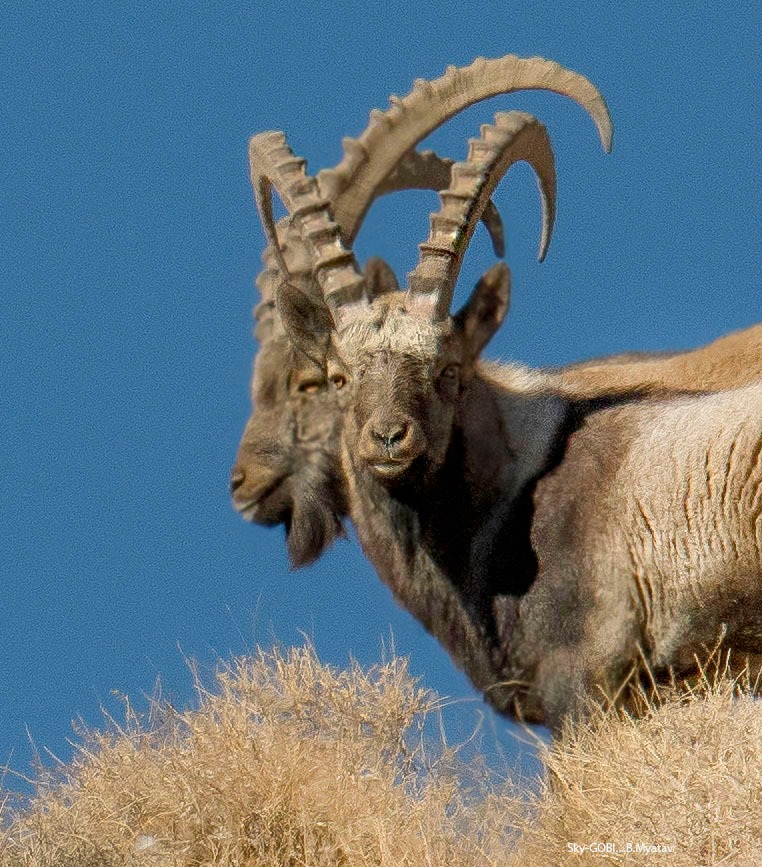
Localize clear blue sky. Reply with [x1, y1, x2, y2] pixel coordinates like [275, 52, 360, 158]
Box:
[2, 2, 760, 790]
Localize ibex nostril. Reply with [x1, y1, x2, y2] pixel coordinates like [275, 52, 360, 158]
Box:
[229, 467, 246, 494]
[372, 422, 408, 450]
[385, 424, 407, 447]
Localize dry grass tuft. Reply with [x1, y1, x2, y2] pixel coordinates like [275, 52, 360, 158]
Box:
[507, 657, 762, 866]
[1, 646, 761, 866]
[0, 646, 520, 866]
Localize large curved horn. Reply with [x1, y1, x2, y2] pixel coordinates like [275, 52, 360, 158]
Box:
[248, 131, 366, 313]
[318, 54, 612, 246]
[407, 111, 556, 319]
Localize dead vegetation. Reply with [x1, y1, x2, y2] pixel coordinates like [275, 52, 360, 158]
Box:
[1, 646, 761, 866]
[509, 664, 762, 866]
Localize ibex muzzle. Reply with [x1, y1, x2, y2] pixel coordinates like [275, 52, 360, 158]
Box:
[230, 408, 293, 525]
[353, 352, 429, 479]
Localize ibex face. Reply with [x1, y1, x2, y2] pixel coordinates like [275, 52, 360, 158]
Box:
[231, 334, 346, 566]
[336, 301, 451, 482]
[283, 264, 511, 485]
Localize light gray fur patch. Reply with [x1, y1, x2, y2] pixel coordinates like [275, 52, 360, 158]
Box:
[336, 295, 452, 361]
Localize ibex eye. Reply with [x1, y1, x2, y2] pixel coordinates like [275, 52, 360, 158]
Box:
[440, 365, 459, 380]
[331, 374, 347, 390]
[298, 380, 322, 395]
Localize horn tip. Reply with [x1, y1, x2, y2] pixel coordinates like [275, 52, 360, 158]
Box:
[597, 110, 614, 153]
[537, 229, 553, 263]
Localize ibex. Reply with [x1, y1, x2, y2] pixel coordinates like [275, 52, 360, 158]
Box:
[253, 57, 762, 729]
[233, 55, 616, 699]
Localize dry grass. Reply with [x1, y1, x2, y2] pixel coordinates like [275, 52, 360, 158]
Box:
[506, 659, 762, 866]
[1, 646, 761, 866]
[0, 646, 521, 866]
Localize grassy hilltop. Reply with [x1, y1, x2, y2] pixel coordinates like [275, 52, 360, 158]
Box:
[1, 646, 761, 866]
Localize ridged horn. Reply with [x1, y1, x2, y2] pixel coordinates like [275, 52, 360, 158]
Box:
[407, 111, 556, 319]
[248, 131, 366, 313]
[318, 54, 612, 247]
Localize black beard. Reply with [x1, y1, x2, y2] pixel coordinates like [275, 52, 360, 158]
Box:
[285, 464, 348, 568]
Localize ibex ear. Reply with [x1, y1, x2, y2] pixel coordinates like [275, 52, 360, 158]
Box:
[276, 282, 335, 365]
[453, 263, 511, 361]
[364, 257, 399, 296]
